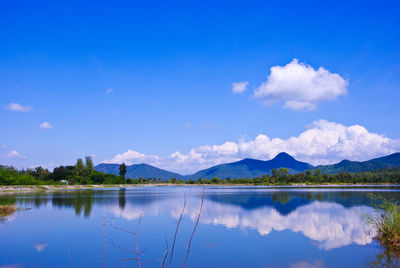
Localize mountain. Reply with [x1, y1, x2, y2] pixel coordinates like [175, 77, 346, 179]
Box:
[315, 152, 400, 174]
[185, 152, 314, 179]
[95, 152, 400, 180]
[95, 163, 183, 180]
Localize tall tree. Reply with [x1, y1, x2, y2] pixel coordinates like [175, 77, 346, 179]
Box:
[85, 156, 94, 176]
[75, 158, 85, 176]
[119, 163, 127, 179]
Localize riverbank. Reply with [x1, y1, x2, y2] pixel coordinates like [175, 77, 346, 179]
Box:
[1, 183, 399, 194]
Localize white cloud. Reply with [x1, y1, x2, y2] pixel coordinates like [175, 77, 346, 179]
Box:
[5, 102, 33, 112]
[232, 81, 249, 94]
[39, 122, 53, 129]
[106, 88, 114, 93]
[183, 122, 192, 128]
[103, 149, 160, 165]
[254, 59, 348, 110]
[103, 120, 400, 174]
[1, 144, 8, 149]
[4, 150, 26, 159]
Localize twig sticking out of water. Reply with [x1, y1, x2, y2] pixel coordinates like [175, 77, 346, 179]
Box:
[182, 189, 205, 268]
[168, 193, 186, 268]
[111, 239, 136, 253]
[160, 237, 169, 268]
[135, 210, 144, 268]
[67, 246, 75, 268]
[112, 210, 145, 268]
[120, 258, 138, 268]
[102, 216, 107, 268]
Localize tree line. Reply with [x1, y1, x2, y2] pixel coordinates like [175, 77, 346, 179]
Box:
[1, 158, 400, 186]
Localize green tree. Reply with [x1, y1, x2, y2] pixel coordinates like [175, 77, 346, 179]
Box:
[277, 167, 289, 178]
[75, 158, 85, 183]
[272, 168, 278, 178]
[85, 156, 94, 176]
[119, 163, 127, 179]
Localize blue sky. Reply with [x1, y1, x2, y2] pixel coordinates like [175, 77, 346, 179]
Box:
[1, 0, 399, 174]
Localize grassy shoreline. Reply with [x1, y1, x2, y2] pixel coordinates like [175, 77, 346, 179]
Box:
[1, 183, 399, 194]
[0, 204, 16, 217]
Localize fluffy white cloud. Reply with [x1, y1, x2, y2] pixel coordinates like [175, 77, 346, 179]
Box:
[5, 102, 33, 112]
[1, 144, 8, 149]
[232, 81, 249, 94]
[4, 150, 26, 159]
[103, 149, 160, 165]
[39, 122, 53, 129]
[106, 88, 114, 93]
[103, 120, 400, 174]
[254, 59, 348, 110]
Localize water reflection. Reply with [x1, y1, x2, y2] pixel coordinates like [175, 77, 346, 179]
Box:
[103, 194, 376, 250]
[1, 187, 398, 251]
[1, 186, 399, 267]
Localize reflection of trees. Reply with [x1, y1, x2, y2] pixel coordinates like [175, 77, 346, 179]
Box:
[1, 193, 49, 208]
[368, 248, 400, 267]
[52, 191, 95, 217]
[118, 188, 126, 210]
[0, 195, 17, 206]
[272, 192, 290, 204]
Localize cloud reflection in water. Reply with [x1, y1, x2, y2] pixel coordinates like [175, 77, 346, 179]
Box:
[104, 196, 376, 250]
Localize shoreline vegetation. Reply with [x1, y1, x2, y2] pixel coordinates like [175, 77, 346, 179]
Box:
[366, 196, 400, 266]
[1, 156, 400, 193]
[0, 204, 16, 218]
[1, 183, 399, 195]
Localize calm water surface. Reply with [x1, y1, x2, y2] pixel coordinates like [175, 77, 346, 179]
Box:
[1, 186, 399, 268]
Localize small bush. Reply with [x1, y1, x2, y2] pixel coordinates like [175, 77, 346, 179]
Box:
[366, 196, 400, 253]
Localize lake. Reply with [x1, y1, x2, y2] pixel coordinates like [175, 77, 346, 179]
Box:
[1, 186, 399, 267]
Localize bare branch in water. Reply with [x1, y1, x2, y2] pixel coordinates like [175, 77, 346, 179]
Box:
[112, 210, 144, 268]
[102, 216, 107, 268]
[161, 237, 169, 268]
[168, 193, 187, 268]
[120, 257, 139, 268]
[67, 246, 75, 268]
[111, 218, 136, 235]
[112, 239, 137, 253]
[182, 189, 205, 268]
[135, 210, 144, 268]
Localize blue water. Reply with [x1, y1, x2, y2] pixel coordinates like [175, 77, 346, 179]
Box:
[0, 186, 399, 267]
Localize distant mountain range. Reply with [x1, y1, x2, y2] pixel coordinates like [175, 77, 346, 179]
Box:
[315, 153, 400, 174]
[184, 152, 313, 179]
[95, 163, 183, 180]
[95, 152, 400, 180]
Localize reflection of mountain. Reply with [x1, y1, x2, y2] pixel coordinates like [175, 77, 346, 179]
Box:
[208, 193, 310, 215]
[102, 191, 378, 250]
[200, 201, 376, 250]
[206, 190, 399, 215]
[6, 187, 398, 250]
